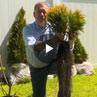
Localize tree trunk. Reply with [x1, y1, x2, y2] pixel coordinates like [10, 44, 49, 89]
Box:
[57, 41, 73, 97]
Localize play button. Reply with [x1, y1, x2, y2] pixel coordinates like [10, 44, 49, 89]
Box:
[46, 44, 53, 53]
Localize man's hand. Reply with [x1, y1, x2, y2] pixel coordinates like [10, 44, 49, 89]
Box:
[69, 32, 78, 40]
[54, 32, 65, 41]
[69, 32, 78, 48]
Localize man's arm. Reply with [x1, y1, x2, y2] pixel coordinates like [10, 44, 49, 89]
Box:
[34, 33, 64, 52]
[34, 32, 77, 52]
[69, 32, 78, 50]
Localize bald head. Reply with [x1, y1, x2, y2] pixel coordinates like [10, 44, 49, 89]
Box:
[33, 2, 50, 29]
[34, 2, 50, 11]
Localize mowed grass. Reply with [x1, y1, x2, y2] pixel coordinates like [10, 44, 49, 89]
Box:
[0, 67, 97, 97]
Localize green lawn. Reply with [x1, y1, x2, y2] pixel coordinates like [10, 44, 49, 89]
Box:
[0, 67, 97, 97]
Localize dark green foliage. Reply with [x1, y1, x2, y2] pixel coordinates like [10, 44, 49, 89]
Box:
[73, 37, 88, 64]
[7, 7, 27, 65]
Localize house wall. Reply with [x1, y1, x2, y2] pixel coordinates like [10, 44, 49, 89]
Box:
[0, 0, 97, 66]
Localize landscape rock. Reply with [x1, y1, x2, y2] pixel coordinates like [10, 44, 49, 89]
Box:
[6, 63, 30, 84]
[75, 61, 95, 76]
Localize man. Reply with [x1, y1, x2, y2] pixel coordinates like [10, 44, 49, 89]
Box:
[23, 2, 76, 97]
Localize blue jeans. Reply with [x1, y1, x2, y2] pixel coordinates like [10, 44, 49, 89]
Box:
[30, 62, 58, 97]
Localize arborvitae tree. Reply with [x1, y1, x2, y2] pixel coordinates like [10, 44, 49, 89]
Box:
[47, 5, 86, 97]
[7, 7, 27, 66]
[73, 37, 88, 64]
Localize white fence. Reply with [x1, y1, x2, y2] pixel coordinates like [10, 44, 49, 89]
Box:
[0, 0, 97, 66]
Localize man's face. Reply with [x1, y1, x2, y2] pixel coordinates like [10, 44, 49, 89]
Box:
[34, 4, 50, 27]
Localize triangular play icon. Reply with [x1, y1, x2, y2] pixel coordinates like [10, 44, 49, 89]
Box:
[46, 44, 53, 53]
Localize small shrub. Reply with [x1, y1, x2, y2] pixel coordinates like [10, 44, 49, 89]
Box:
[7, 7, 27, 66]
[73, 37, 88, 64]
[68, 10, 86, 33]
[47, 5, 86, 34]
[47, 5, 86, 97]
[47, 5, 87, 64]
[47, 5, 68, 33]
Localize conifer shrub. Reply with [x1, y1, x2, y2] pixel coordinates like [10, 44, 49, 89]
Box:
[7, 7, 27, 66]
[47, 5, 86, 34]
[47, 5, 87, 97]
[47, 5, 68, 33]
[47, 5, 87, 64]
[73, 37, 88, 64]
[68, 10, 86, 33]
